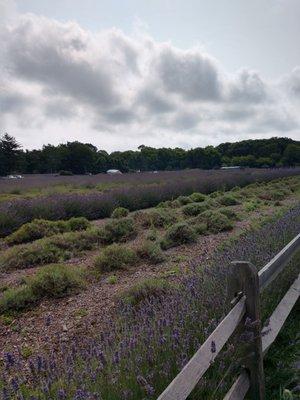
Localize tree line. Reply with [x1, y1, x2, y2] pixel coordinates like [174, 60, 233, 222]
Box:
[0, 134, 299, 176]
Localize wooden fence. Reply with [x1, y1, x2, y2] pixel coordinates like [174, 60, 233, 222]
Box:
[157, 233, 300, 400]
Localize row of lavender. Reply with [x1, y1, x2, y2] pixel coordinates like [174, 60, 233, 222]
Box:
[1, 168, 299, 237]
[1, 205, 299, 399]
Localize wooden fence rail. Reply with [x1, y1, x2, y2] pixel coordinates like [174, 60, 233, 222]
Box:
[157, 233, 300, 400]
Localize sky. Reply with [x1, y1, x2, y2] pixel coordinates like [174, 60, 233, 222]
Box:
[0, 0, 300, 151]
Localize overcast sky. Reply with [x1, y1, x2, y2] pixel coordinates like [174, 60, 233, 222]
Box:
[0, 0, 300, 151]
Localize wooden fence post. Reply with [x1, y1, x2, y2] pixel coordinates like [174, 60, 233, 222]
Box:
[229, 261, 265, 400]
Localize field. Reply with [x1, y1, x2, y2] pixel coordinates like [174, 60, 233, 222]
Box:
[0, 170, 299, 399]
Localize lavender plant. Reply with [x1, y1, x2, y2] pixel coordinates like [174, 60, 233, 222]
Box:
[1, 205, 299, 399]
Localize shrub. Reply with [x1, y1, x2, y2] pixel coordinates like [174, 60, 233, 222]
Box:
[182, 202, 209, 217]
[0, 264, 83, 314]
[218, 195, 240, 206]
[161, 222, 197, 249]
[195, 210, 233, 234]
[67, 217, 90, 231]
[0, 286, 37, 314]
[98, 218, 137, 244]
[244, 201, 260, 212]
[94, 244, 138, 272]
[5, 217, 90, 245]
[137, 241, 165, 264]
[0, 229, 101, 271]
[0, 242, 63, 271]
[177, 196, 193, 205]
[120, 278, 171, 306]
[218, 208, 239, 220]
[28, 264, 84, 298]
[111, 207, 129, 219]
[134, 209, 177, 228]
[145, 229, 158, 241]
[189, 192, 206, 202]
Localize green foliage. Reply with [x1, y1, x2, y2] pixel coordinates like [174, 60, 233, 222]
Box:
[137, 240, 165, 264]
[177, 196, 193, 205]
[5, 217, 90, 245]
[0, 264, 83, 314]
[189, 192, 206, 202]
[134, 209, 177, 228]
[0, 229, 101, 271]
[161, 222, 197, 249]
[98, 218, 137, 244]
[111, 207, 130, 219]
[107, 275, 118, 284]
[28, 264, 84, 298]
[244, 200, 260, 212]
[0, 286, 37, 314]
[195, 210, 233, 234]
[218, 208, 239, 220]
[94, 244, 138, 272]
[120, 278, 171, 306]
[182, 202, 209, 217]
[218, 194, 240, 206]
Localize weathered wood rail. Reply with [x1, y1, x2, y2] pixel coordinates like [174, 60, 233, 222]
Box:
[157, 232, 300, 400]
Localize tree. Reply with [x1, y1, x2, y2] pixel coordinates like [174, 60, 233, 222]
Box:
[0, 133, 22, 176]
[282, 144, 300, 166]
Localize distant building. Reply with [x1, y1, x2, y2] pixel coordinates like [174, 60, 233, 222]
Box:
[106, 169, 122, 175]
[221, 166, 241, 170]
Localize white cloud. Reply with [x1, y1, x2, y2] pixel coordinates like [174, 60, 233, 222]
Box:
[0, 8, 299, 151]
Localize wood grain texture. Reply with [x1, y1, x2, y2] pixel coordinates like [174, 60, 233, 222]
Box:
[157, 297, 246, 400]
[262, 273, 300, 354]
[230, 261, 265, 399]
[259, 233, 300, 291]
[223, 370, 250, 400]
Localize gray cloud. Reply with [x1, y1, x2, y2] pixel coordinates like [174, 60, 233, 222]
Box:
[137, 87, 175, 114]
[228, 69, 269, 104]
[0, 11, 299, 150]
[156, 47, 223, 102]
[4, 16, 119, 108]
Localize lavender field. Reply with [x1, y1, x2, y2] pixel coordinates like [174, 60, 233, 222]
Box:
[1, 203, 299, 399]
[0, 174, 299, 400]
[0, 168, 299, 237]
